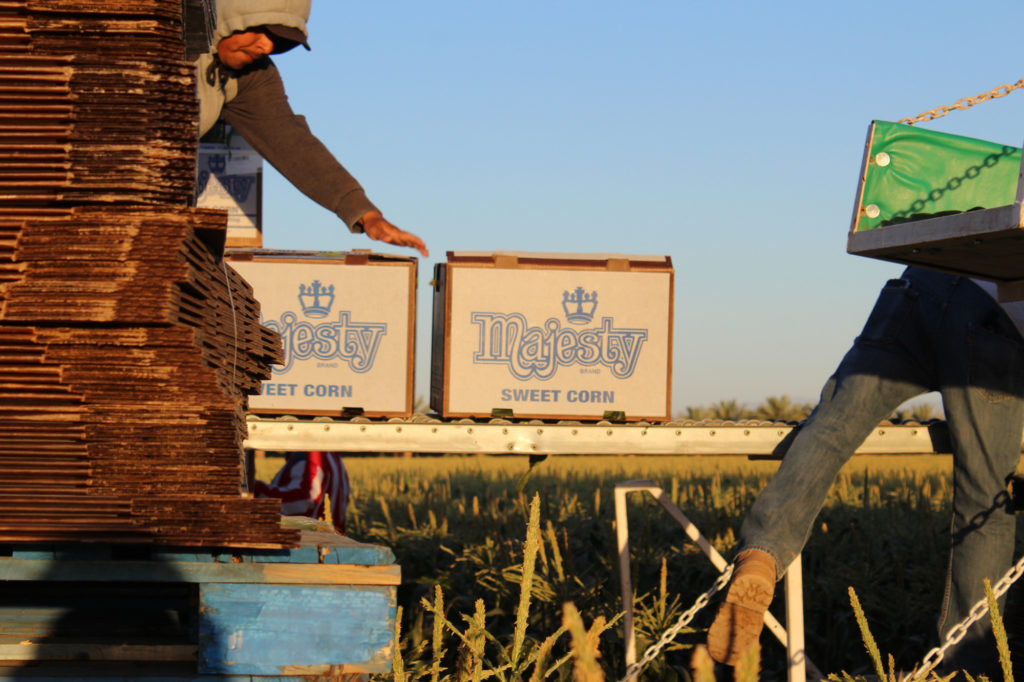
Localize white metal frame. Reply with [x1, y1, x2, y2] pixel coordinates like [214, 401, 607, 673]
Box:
[245, 417, 945, 456]
[614, 480, 822, 682]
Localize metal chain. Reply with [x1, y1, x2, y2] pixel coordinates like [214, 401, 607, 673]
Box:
[617, 543, 1024, 682]
[900, 78, 1024, 125]
[619, 564, 734, 682]
[901, 553, 1024, 682]
[620, 552, 1024, 682]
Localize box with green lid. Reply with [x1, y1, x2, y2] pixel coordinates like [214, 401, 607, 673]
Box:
[847, 120, 1024, 295]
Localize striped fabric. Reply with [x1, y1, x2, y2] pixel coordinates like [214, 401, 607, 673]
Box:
[254, 452, 351, 534]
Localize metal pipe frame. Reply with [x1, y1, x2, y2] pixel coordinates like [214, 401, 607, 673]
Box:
[613, 480, 822, 682]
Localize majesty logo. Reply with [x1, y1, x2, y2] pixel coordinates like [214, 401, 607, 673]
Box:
[298, 280, 335, 318]
[265, 312, 387, 373]
[196, 154, 257, 203]
[471, 311, 648, 381]
[562, 286, 597, 324]
[262, 282, 387, 373]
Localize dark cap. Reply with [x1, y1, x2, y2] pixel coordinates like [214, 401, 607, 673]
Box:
[264, 24, 310, 53]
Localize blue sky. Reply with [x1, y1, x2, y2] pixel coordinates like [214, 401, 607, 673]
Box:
[258, 0, 1024, 412]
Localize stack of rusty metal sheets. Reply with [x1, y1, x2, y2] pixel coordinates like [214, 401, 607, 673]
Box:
[0, 1, 300, 547]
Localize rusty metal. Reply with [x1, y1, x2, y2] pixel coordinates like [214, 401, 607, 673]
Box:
[900, 78, 1024, 125]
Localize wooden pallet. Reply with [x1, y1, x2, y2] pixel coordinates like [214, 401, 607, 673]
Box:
[0, 527, 399, 680]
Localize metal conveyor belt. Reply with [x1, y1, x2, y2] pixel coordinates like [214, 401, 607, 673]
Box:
[244, 416, 950, 456]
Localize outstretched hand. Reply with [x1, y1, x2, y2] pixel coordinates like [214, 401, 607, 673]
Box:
[359, 211, 428, 257]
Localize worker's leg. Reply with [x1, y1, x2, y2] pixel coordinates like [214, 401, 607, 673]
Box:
[709, 274, 932, 664]
[738, 276, 931, 575]
[936, 281, 1024, 675]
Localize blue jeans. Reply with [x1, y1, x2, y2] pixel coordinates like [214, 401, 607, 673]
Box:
[739, 267, 1024, 673]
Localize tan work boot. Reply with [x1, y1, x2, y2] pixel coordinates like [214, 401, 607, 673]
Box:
[706, 549, 777, 666]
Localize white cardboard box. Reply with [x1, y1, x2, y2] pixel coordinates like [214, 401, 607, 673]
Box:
[228, 250, 416, 417]
[197, 132, 263, 248]
[431, 251, 673, 421]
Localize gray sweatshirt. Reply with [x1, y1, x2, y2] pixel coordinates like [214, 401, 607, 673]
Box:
[195, 0, 377, 231]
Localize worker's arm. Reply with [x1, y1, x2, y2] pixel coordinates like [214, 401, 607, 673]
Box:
[221, 60, 428, 256]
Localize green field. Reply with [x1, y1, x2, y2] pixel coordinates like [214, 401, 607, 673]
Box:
[257, 453, 1019, 680]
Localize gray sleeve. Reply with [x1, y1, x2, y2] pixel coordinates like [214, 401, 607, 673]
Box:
[220, 59, 378, 232]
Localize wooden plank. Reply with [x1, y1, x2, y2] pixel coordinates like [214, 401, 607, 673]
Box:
[0, 668, 211, 682]
[152, 530, 395, 566]
[0, 558, 401, 586]
[0, 603, 187, 638]
[847, 203, 1024, 282]
[999, 280, 1024, 301]
[848, 203, 1023, 252]
[7, 532, 394, 566]
[199, 583, 394, 675]
[0, 641, 195, 662]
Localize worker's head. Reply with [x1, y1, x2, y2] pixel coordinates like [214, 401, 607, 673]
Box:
[212, 0, 312, 69]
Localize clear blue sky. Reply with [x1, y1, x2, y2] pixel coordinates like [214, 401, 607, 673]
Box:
[258, 0, 1024, 413]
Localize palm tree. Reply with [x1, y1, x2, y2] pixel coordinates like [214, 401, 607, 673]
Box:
[754, 395, 813, 422]
[680, 405, 711, 420]
[910, 402, 941, 421]
[710, 399, 749, 421]
[890, 402, 942, 423]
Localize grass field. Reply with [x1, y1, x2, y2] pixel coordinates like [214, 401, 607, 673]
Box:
[256, 452, 1020, 680]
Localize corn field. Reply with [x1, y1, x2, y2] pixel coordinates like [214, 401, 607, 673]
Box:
[256, 453, 1023, 680]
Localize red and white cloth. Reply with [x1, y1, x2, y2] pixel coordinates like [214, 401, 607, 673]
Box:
[254, 451, 351, 534]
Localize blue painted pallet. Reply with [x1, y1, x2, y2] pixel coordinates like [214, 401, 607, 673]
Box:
[0, 527, 398, 680]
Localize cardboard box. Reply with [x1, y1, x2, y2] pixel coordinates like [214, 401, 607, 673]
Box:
[198, 127, 263, 248]
[431, 251, 673, 422]
[228, 250, 416, 417]
[847, 120, 1024, 292]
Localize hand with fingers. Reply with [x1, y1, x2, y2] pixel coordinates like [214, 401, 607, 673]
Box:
[358, 210, 428, 257]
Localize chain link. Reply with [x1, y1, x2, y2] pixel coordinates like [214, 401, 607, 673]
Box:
[619, 564, 734, 682]
[620, 552, 1024, 682]
[899, 78, 1024, 125]
[901, 553, 1024, 682]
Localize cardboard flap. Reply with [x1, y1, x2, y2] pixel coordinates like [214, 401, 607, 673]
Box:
[446, 250, 671, 271]
[225, 248, 416, 266]
[345, 251, 370, 265]
[605, 258, 630, 271]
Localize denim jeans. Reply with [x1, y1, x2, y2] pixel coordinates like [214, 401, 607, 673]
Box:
[738, 267, 1024, 673]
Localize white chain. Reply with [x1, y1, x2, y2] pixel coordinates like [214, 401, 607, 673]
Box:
[619, 564, 734, 682]
[902, 553, 1024, 682]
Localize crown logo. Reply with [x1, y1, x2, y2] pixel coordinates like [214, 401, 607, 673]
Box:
[207, 153, 226, 174]
[298, 280, 335, 318]
[562, 286, 597, 324]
